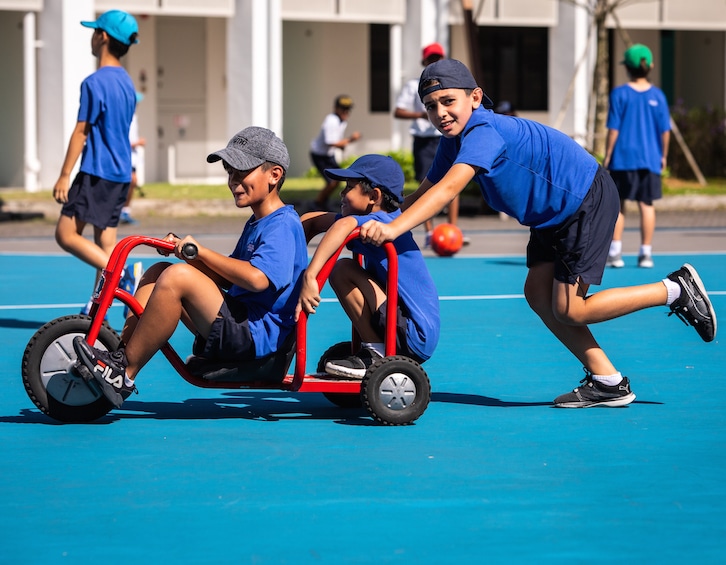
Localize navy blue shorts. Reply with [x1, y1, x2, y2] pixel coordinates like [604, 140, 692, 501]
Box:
[412, 136, 440, 182]
[526, 166, 619, 286]
[192, 294, 255, 361]
[371, 300, 424, 364]
[609, 169, 662, 205]
[61, 172, 129, 229]
[310, 152, 339, 177]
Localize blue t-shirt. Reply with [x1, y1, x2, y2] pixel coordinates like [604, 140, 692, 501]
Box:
[227, 205, 307, 358]
[427, 106, 599, 229]
[346, 209, 440, 361]
[77, 66, 136, 183]
[606, 84, 671, 174]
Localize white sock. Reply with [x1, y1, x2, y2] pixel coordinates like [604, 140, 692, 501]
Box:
[124, 374, 135, 387]
[362, 342, 385, 358]
[592, 372, 623, 386]
[640, 244, 652, 257]
[609, 240, 622, 256]
[663, 278, 681, 306]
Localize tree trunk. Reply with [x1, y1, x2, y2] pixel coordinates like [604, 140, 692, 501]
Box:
[591, 11, 610, 157]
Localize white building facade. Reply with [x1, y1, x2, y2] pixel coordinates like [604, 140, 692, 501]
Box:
[1, 0, 724, 189]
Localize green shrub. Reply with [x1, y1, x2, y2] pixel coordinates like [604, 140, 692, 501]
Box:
[304, 150, 416, 183]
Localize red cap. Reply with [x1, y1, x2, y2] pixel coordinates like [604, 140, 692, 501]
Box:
[422, 42, 445, 61]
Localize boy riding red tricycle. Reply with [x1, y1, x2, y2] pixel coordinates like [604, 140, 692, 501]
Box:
[21, 230, 431, 425]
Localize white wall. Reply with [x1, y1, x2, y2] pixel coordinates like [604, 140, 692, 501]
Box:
[282, 20, 395, 178]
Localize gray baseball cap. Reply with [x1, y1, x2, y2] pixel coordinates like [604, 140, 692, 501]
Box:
[207, 127, 290, 172]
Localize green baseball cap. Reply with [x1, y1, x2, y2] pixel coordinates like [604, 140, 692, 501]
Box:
[622, 44, 652, 69]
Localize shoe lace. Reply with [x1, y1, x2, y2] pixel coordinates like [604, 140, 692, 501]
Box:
[667, 307, 690, 328]
[579, 367, 593, 385]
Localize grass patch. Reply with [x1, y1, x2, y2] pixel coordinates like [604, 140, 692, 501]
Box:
[2, 177, 725, 203]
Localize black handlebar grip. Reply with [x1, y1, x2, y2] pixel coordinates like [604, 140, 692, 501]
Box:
[181, 243, 198, 260]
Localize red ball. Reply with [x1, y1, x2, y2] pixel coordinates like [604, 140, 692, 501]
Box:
[430, 223, 463, 256]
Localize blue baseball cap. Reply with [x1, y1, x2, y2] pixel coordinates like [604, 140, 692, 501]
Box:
[419, 58, 493, 107]
[81, 10, 139, 46]
[325, 155, 405, 204]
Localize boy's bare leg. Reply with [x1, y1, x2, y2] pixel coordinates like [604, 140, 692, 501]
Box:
[123, 263, 224, 378]
[120, 262, 172, 341]
[638, 201, 656, 247]
[329, 258, 387, 343]
[611, 209, 626, 244]
[55, 215, 111, 271]
[94, 225, 118, 261]
[525, 262, 667, 376]
[525, 263, 616, 375]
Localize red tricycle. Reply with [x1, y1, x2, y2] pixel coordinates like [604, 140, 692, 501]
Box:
[21, 228, 431, 425]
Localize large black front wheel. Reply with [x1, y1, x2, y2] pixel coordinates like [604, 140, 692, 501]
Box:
[21, 315, 121, 423]
[361, 356, 430, 425]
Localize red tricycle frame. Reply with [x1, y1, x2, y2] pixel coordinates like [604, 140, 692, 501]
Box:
[22, 228, 430, 425]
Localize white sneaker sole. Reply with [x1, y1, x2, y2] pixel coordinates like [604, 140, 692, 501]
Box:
[555, 392, 636, 408]
[681, 263, 718, 341]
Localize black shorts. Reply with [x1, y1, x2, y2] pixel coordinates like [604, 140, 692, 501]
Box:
[609, 169, 662, 205]
[61, 172, 130, 229]
[371, 301, 425, 364]
[310, 152, 339, 177]
[192, 294, 256, 361]
[412, 136, 440, 182]
[526, 166, 619, 285]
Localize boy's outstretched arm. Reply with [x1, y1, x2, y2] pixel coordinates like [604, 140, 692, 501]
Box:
[168, 234, 269, 292]
[300, 211, 337, 243]
[296, 215, 358, 320]
[360, 163, 476, 245]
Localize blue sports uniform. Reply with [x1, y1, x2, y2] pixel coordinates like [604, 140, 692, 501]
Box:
[346, 209, 440, 361]
[606, 84, 670, 174]
[77, 66, 136, 183]
[427, 106, 599, 229]
[227, 205, 307, 358]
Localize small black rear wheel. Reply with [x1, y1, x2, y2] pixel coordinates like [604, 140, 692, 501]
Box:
[361, 356, 430, 425]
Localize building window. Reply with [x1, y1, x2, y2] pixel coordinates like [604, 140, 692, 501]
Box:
[478, 27, 548, 111]
[369, 24, 390, 113]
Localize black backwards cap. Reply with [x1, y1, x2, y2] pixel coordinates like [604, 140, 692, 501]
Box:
[418, 59, 494, 107]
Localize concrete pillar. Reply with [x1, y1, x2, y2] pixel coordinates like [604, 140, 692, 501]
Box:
[227, 0, 282, 137]
[550, 0, 591, 143]
[37, 0, 96, 189]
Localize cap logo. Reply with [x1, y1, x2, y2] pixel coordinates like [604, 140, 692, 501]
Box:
[233, 136, 248, 148]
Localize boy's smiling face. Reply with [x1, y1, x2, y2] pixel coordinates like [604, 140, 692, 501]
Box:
[224, 162, 283, 209]
[423, 87, 484, 138]
[340, 181, 378, 216]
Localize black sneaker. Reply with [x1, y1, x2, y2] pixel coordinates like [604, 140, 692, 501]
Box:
[554, 371, 636, 408]
[72, 337, 136, 408]
[667, 263, 717, 342]
[325, 347, 383, 379]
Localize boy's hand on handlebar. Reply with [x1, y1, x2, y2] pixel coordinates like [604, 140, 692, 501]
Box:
[295, 274, 321, 321]
[359, 220, 395, 246]
[175, 236, 200, 261]
[157, 232, 180, 256]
